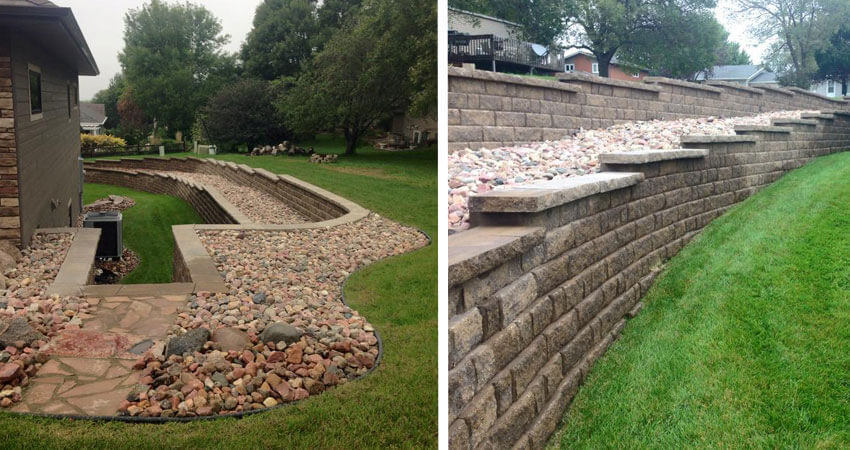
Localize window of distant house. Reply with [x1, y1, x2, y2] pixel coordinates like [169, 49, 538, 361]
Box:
[565, 64, 575, 72]
[28, 64, 42, 120]
[828, 79, 835, 94]
[592, 63, 599, 74]
[632, 72, 640, 78]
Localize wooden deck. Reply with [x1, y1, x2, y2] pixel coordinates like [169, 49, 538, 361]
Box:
[448, 34, 564, 73]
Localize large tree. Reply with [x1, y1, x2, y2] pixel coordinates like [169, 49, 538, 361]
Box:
[281, 0, 436, 154]
[734, 0, 849, 88]
[241, 0, 320, 80]
[91, 74, 125, 130]
[814, 25, 850, 96]
[716, 40, 752, 65]
[119, 0, 235, 136]
[449, 0, 565, 45]
[202, 79, 290, 149]
[620, 12, 726, 79]
[564, 0, 716, 78]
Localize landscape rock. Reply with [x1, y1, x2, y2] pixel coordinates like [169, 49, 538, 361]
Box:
[211, 327, 252, 352]
[0, 317, 45, 348]
[259, 323, 303, 346]
[165, 328, 211, 357]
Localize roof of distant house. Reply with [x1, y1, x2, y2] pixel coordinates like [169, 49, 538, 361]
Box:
[0, 0, 98, 75]
[693, 64, 777, 83]
[80, 103, 106, 126]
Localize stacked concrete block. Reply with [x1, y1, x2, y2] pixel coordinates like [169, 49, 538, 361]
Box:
[449, 67, 850, 151]
[448, 114, 850, 449]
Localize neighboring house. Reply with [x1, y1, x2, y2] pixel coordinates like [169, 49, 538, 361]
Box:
[562, 48, 649, 81]
[448, 7, 564, 74]
[80, 102, 106, 135]
[694, 65, 780, 87]
[391, 112, 437, 147]
[0, 0, 98, 246]
[810, 79, 846, 98]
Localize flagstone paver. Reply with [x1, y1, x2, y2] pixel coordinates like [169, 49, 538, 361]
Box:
[15, 294, 186, 416]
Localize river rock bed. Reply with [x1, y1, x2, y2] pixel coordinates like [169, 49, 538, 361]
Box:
[159, 171, 309, 225]
[448, 110, 818, 230]
[0, 232, 93, 408]
[119, 213, 428, 417]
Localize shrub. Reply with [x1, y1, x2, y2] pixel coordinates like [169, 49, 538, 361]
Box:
[81, 134, 127, 151]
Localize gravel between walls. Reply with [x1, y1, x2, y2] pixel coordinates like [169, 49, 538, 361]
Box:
[448, 110, 817, 231]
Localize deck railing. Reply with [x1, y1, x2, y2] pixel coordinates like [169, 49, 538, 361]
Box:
[448, 34, 564, 72]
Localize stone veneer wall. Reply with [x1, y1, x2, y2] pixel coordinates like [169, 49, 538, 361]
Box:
[84, 168, 238, 224]
[448, 112, 850, 449]
[84, 157, 348, 222]
[0, 34, 20, 244]
[449, 67, 850, 151]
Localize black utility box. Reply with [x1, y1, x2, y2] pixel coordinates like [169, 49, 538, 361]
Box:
[83, 212, 123, 258]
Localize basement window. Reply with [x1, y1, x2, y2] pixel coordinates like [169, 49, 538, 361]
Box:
[28, 64, 42, 120]
[565, 64, 575, 72]
[828, 80, 835, 95]
[592, 63, 599, 74]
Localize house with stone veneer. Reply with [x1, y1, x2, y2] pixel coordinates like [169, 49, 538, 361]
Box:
[0, 0, 97, 246]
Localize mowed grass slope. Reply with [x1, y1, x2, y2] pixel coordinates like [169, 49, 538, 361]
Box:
[552, 152, 850, 448]
[1, 143, 437, 448]
[83, 183, 203, 284]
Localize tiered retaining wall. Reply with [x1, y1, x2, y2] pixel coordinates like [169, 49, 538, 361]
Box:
[449, 67, 850, 151]
[448, 111, 850, 449]
[84, 157, 350, 222]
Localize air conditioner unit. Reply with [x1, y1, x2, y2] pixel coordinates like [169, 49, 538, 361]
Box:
[83, 211, 123, 259]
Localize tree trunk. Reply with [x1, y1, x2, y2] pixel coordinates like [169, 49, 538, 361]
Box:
[843, 75, 849, 96]
[343, 127, 360, 155]
[595, 51, 616, 78]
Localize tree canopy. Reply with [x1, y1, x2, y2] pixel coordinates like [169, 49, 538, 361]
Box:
[91, 74, 125, 130]
[735, 0, 850, 87]
[716, 40, 752, 66]
[564, 0, 717, 78]
[814, 25, 850, 95]
[119, 0, 236, 136]
[281, 0, 436, 154]
[202, 79, 290, 150]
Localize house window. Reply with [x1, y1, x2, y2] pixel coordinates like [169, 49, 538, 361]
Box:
[592, 63, 599, 74]
[28, 64, 42, 119]
[828, 80, 835, 94]
[565, 64, 575, 72]
[632, 72, 640, 78]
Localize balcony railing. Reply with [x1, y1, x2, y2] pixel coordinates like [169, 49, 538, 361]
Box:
[448, 34, 564, 73]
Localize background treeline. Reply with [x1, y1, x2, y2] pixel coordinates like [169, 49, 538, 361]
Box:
[92, 0, 437, 154]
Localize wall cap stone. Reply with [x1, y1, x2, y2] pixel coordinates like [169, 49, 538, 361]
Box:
[733, 125, 793, 133]
[800, 113, 835, 120]
[44, 227, 100, 297]
[469, 172, 644, 213]
[643, 77, 724, 94]
[556, 72, 661, 93]
[680, 135, 759, 143]
[705, 80, 764, 95]
[449, 66, 582, 94]
[448, 226, 544, 287]
[599, 148, 708, 164]
[787, 87, 849, 103]
[752, 85, 796, 97]
[770, 118, 818, 126]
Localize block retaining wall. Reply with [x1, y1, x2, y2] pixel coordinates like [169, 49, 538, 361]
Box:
[449, 67, 850, 151]
[84, 157, 350, 222]
[447, 112, 850, 449]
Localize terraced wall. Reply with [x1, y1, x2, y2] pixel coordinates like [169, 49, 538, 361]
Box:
[448, 67, 850, 151]
[447, 112, 850, 449]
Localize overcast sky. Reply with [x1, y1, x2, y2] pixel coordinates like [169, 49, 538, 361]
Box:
[63, 0, 264, 100]
[66, 0, 767, 99]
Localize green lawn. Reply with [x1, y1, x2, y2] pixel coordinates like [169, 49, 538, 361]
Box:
[2, 143, 437, 448]
[552, 152, 850, 448]
[83, 183, 203, 284]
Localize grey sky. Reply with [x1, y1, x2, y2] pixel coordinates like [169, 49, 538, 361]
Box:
[715, 0, 771, 65]
[62, 0, 264, 100]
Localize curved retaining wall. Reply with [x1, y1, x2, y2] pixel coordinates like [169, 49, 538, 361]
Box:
[84, 156, 350, 222]
[447, 111, 850, 449]
[449, 67, 850, 151]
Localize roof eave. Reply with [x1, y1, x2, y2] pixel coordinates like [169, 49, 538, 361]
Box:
[0, 4, 98, 76]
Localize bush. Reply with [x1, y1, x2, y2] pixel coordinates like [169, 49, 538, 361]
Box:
[81, 134, 127, 151]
